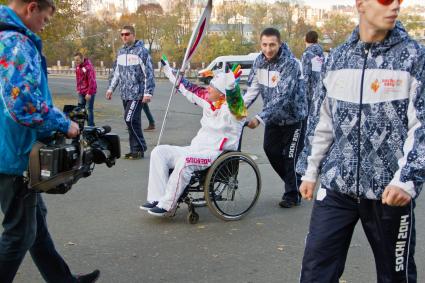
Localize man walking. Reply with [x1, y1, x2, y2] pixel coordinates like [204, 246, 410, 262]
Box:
[0, 1, 99, 282]
[74, 52, 97, 126]
[297, 0, 425, 281]
[106, 25, 155, 159]
[301, 30, 324, 111]
[244, 27, 307, 208]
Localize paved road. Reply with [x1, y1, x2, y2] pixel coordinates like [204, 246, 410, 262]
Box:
[7, 77, 425, 282]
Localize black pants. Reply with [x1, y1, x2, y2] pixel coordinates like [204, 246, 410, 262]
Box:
[123, 100, 147, 153]
[263, 122, 304, 201]
[301, 188, 416, 283]
[0, 174, 76, 283]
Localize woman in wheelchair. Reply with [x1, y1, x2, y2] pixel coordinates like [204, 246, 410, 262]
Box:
[140, 59, 247, 217]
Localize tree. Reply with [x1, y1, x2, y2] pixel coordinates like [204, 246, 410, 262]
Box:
[156, 0, 192, 66]
[399, 13, 425, 36]
[136, 3, 164, 52]
[0, 0, 82, 66]
[287, 17, 315, 58]
[40, 1, 83, 65]
[246, 3, 268, 43]
[78, 16, 116, 67]
[215, 3, 235, 25]
[270, 1, 295, 43]
[321, 14, 356, 48]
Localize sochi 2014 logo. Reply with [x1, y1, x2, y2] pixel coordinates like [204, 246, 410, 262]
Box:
[371, 79, 380, 93]
[371, 78, 403, 93]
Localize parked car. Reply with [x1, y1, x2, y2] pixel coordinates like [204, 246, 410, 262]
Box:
[198, 53, 260, 84]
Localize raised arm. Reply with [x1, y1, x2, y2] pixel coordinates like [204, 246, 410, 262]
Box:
[160, 57, 211, 108]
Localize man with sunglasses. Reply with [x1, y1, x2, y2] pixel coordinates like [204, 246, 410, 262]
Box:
[0, 0, 99, 282]
[106, 25, 155, 160]
[297, 0, 424, 281]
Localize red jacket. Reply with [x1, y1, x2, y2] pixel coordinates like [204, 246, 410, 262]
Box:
[75, 58, 97, 95]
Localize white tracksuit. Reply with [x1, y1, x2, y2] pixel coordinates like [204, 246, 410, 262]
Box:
[147, 83, 245, 211]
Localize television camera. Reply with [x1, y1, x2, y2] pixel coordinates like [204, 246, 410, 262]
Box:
[27, 105, 121, 194]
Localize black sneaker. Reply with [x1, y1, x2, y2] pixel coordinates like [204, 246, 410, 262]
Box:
[76, 269, 100, 283]
[125, 151, 144, 160]
[139, 201, 159, 211]
[279, 198, 301, 208]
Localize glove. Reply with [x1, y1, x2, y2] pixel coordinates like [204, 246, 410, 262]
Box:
[231, 64, 242, 84]
[160, 55, 177, 84]
[224, 71, 236, 91]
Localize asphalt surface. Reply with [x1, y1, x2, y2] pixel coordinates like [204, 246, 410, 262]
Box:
[5, 77, 424, 283]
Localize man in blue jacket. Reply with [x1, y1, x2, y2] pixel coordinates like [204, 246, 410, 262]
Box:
[244, 27, 307, 208]
[106, 25, 155, 160]
[301, 30, 324, 112]
[0, 1, 99, 282]
[297, 0, 425, 281]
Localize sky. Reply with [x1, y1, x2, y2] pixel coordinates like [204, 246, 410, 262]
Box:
[302, 0, 423, 9]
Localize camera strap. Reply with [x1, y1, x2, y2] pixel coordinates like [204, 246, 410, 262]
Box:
[0, 22, 27, 37]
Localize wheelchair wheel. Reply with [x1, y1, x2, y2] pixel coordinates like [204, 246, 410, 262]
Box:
[204, 152, 261, 221]
[187, 211, 199, 224]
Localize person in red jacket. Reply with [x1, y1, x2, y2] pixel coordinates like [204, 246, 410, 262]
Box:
[74, 52, 97, 126]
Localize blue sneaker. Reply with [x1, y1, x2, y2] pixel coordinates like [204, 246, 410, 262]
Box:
[139, 201, 158, 211]
[148, 206, 168, 216]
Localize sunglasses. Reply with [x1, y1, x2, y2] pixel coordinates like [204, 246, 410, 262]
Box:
[120, 32, 132, 37]
[377, 0, 403, 5]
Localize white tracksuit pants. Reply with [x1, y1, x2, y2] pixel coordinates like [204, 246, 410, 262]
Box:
[147, 145, 221, 211]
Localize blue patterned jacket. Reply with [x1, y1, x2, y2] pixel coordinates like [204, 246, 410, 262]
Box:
[0, 6, 70, 175]
[301, 43, 325, 111]
[296, 22, 425, 200]
[244, 43, 307, 126]
[108, 40, 155, 100]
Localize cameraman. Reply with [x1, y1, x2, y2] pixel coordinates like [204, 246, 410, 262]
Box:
[0, 1, 99, 282]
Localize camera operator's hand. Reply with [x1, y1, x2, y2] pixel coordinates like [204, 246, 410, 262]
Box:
[67, 121, 80, 138]
[105, 90, 113, 100]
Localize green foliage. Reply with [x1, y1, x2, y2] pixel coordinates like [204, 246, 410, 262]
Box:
[321, 14, 356, 48]
[2, 0, 424, 68]
[246, 3, 268, 43]
[41, 0, 82, 66]
[399, 13, 425, 36]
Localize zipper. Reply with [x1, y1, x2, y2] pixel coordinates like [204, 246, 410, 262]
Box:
[266, 63, 270, 122]
[356, 43, 371, 202]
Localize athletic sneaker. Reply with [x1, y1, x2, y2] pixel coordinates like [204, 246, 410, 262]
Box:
[148, 206, 168, 216]
[139, 201, 159, 211]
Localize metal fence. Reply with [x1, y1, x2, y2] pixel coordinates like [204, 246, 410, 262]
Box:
[47, 67, 200, 79]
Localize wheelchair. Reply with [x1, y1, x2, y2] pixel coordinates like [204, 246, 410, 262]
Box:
[173, 124, 262, 224]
